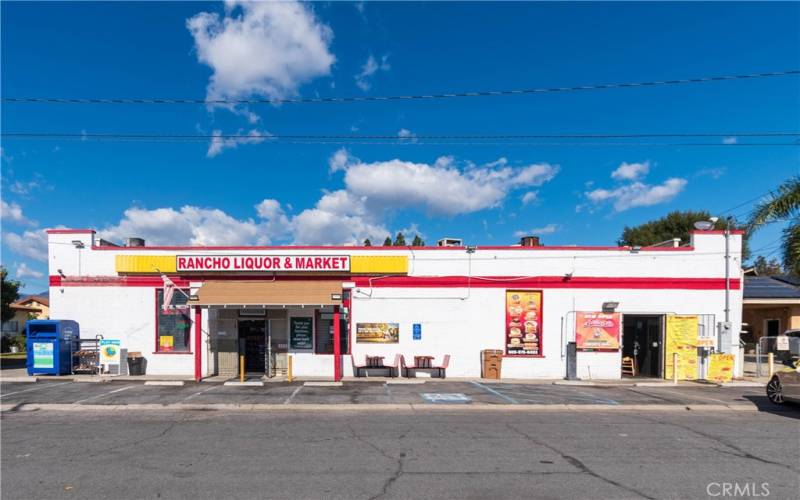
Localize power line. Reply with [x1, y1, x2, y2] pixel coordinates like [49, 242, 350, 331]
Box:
[3, 69, 798, 106]
[4, 131, 798, 140]
[3, 131, 800, 148]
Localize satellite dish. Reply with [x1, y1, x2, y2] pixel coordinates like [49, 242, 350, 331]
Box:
[694, 220, 715, 231]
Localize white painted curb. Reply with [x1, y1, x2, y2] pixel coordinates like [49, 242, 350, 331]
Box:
[144, 381, 185, 386]
[0, 377, 38, 383]
[224, 381, 264, 387]
[304, 381, 343, 387]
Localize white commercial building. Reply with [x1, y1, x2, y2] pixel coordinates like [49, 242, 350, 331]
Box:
[46, 229, 744, 381]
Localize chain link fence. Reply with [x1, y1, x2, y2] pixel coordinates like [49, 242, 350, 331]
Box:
[749, 336, 800, 377]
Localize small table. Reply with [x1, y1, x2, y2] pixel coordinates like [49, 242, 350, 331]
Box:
[366, 356, 385, 368]
[415, 356, 434, 368]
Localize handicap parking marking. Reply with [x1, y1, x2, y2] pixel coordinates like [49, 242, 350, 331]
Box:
[283, 385, 303, 405]
[421, 393, 471, 404]
[0, 382, 73, 399]
[470, 381, 519, 404]
[74, 385, 135, 404]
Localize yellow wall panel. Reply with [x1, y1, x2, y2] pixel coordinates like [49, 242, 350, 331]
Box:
[115, 255, 176, 274]
[351, 255, 408, 274]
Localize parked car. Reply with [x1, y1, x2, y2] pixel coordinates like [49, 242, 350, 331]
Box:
[766, 357, 800, 405]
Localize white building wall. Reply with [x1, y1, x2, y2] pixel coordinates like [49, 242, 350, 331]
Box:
[46, 230, 743, 379]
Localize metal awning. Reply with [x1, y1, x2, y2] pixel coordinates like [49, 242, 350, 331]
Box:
[194, 280, 343, 306]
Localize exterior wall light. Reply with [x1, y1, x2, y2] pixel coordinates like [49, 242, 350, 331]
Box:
[602, 301, 619, 312]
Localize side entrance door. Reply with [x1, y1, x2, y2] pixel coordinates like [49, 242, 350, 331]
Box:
[622, 315, 663, 377]
[238, 319, 266, 373]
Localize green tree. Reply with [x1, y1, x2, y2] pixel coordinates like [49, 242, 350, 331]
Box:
[411, 234, 425, 247]
[618, 210, 716, 247]
[363, 238, 372, 247]
[747, 176, 800, 276]
[393, 232, 406, 246]
[382, 236, 393, 246]
[1, 266, 21, 322]
[752, 255, 784, 275]
[618, 210, 750, 258]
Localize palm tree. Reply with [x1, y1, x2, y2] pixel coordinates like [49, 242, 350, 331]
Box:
[747, 176, 800, 275]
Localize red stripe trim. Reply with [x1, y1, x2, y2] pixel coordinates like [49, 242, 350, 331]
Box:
[351, 276, 741, 290]
[50, 275, 741, 290]
[47, 229, 95, 234]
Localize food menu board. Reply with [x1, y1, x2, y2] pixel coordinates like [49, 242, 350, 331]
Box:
[505, 290, 542, 355]
[575, 312, 621, 350]
[665, 315, 699, 380]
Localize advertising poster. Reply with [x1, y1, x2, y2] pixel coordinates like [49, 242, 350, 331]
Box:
[159, 335, 174, 352]
[290, 317, 313, 350]
[707, 353, 735, 383]
[356, 323, 399, 343]
[665, 315, 699, 380]
[32, 342, 54, 369]
[575, 312, 621, 350]
[99, 339, 121, 365]
[505, 290, 542, 355]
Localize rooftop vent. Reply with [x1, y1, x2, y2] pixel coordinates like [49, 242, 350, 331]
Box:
[519, 236, 541, 247]
[126, 237, 146, 247]
[437, 237, 463, 247]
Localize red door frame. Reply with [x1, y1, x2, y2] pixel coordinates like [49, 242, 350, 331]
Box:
[333, 305, 341, 381]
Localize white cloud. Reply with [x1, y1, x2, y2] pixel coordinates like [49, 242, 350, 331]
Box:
[2, 229, 48, 261]
[1, 200, 35, 226]
[514, 224, 559, 237]
[328, 147, 352, 173]
[91, 151, 560, 247]
[397, 128, 417, 141]
[342, 157, 559, 216]
[207, 129, 270, 157]
[586, 178, 687, 212]
[520, 191, 538, 205]
[694, 167, 726, 179]
[187, 1, 335, 103]
[723, 137, 738, 145]
[355, 54, 390, 91]
[15, 262, 44, 280]
[611, 161, 650, 181]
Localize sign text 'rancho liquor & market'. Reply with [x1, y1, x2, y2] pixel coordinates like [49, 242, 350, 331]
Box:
[176, 255, 350, 272]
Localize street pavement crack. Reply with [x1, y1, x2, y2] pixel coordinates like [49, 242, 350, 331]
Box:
[637, 414, 797, 473]
[346, 423, 406, 500]
[508, 423, 656, 500]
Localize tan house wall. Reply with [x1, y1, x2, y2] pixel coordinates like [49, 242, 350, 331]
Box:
[743, 305, 800, 340]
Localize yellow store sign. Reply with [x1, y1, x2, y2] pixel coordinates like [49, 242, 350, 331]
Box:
[665, 315, 699, 380]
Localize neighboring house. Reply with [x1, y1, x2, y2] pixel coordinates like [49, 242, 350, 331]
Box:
[742, 275, 800, 345]
[1, 295, 50, 336]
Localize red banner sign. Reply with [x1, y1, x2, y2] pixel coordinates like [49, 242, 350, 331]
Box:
[176, 255, 350, 272]
[575, 312, 621, 350]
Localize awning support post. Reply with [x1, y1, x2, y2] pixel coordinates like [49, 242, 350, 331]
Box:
[194, 306, 202, 382]
[333, 305, 342, 381]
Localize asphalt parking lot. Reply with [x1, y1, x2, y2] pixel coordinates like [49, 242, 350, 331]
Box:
[0, 379, 785, 410]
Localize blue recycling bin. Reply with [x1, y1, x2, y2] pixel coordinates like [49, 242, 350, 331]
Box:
[26, 320, 80, 376]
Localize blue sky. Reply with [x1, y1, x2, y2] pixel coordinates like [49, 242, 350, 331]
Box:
[2, 1, 799, 292]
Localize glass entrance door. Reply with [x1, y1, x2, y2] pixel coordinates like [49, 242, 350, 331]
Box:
[238, 319, 266, 373]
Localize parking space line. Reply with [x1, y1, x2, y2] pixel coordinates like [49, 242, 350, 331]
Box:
[283, 385, 303, 405]
[181, 384, 219, 402]
[74, 385, 135, 404]
[653, 388, 730, 405]
[470, 381, 519, 404]
[0, 382, 72, 399]
[384, 383, 395, 403]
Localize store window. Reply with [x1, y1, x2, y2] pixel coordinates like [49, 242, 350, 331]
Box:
[315, 311, 349, 354]
[156, 289, 191, 352]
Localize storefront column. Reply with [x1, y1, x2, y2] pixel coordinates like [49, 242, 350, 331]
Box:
[333, 305, 342, 381]
[194, 306, 202, 382]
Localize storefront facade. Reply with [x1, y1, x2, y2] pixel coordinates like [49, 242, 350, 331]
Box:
[46, 229, 744, 380]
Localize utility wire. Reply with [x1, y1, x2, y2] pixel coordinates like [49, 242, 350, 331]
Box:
[4, 131, 798, 141]
[3, 69, 798, 105]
